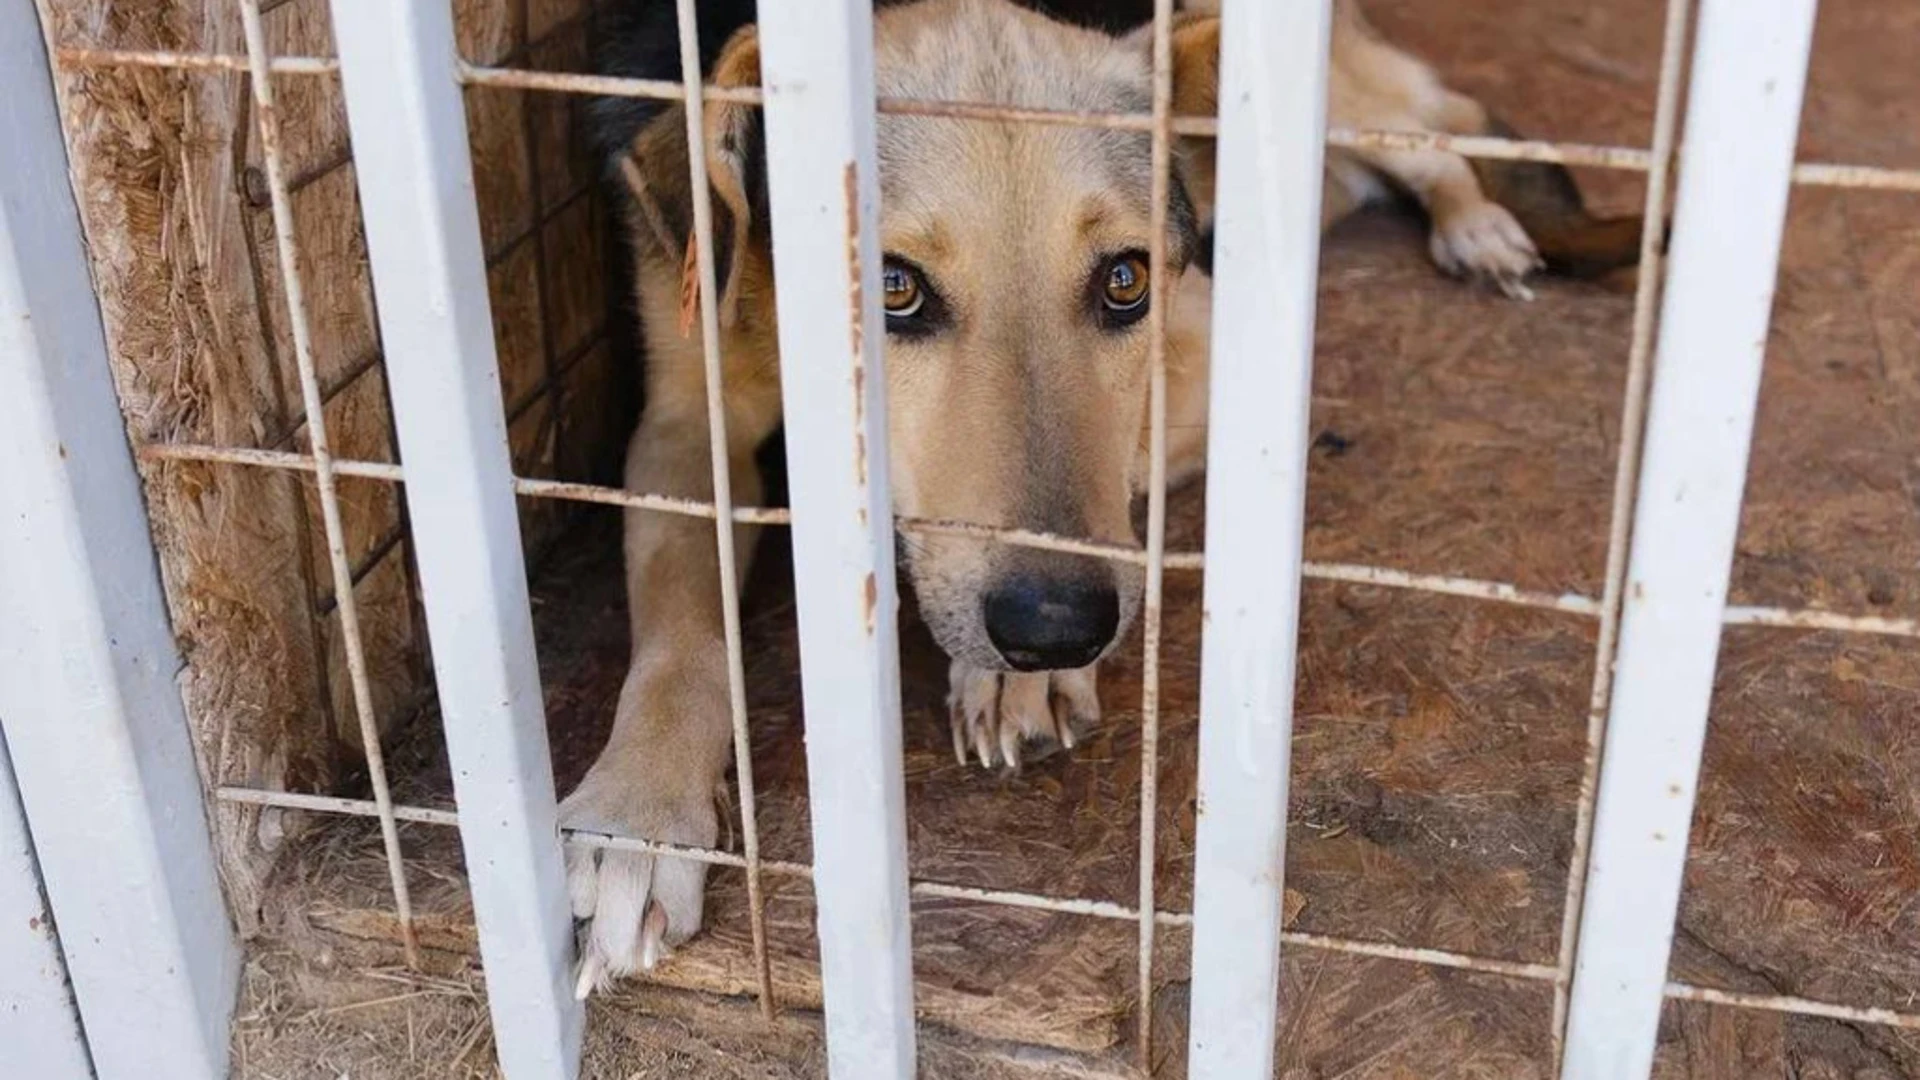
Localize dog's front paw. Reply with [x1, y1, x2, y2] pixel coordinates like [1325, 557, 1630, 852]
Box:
[560, 761, 718, 995]
[1429, 200, 1543, 300]
[946, 661, 1101, 771]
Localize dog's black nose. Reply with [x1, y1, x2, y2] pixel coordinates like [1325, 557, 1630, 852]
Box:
[983, 577, 1119, 671]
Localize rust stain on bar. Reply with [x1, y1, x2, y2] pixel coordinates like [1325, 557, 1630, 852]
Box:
[845, 162, 870, 493]
[845, 162, 865, 364]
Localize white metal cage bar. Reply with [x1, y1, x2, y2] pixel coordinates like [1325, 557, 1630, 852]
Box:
[1561, 0, 1822, 1076]
[0, 27, 91, 1062]
[321, 0, 584, 1075]
[1132, 1, 1177, 1065]
[0, 736, 93, 1080]
[1184, 0, 1332, 1073]
[757, 0, 919, 1074]
[1550, 0, 1694, 1058]
[0, 11, 240, 1076]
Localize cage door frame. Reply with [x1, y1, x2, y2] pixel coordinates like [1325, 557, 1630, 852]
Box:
[1561, 0, 1821, 1075]
[0, 9, 239, 1076]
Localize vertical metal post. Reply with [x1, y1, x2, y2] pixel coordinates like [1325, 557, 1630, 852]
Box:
[1, 736, 95, 1080]
[757, 1, 918, 1075]
[1184, 0, 1332, 1074]
[1561, 1, 1818, 1076]
[325, 2, 582, 1075]
[0, 9, 239, 1078]
[1550, 0, 1694, 1060]
[1133, 2, 1177, 1062]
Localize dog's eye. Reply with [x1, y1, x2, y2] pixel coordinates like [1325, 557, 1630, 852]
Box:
[882, 263, 924, 318]
[1100, 253, 1151, 318]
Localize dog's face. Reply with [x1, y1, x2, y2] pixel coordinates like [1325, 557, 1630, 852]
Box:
[628, 0, 1219, 672]
[867, 0, 1202, 671]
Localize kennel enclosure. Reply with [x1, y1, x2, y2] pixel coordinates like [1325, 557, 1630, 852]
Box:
[6, 0, 1920, 1077]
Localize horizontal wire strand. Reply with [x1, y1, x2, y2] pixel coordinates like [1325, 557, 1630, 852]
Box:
[134, 440, 1920, 638]
[47, 49, 1920, 191]
[215, 784, 1920, 1033]
[209, 786, 1567, 988]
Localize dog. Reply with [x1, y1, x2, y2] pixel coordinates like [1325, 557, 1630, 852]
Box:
[561, 0, 1645, 989]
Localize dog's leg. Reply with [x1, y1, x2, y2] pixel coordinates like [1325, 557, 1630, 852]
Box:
[560, 357, 780, 989]
[948, 663, 1102, 771]
[1326, 2, 1543, 296]
[1349, 142, 1544, 298]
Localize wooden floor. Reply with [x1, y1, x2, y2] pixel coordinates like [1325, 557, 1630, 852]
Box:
[239, 0, 1920, 1074]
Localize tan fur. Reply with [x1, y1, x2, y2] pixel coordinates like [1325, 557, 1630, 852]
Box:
[562, 0, 1640, 985]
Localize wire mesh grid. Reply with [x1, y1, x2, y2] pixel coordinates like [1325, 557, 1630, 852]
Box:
[49, 0, 1920, 1070]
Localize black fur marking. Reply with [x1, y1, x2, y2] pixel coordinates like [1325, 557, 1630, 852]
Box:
[1166, 173, 1202, 271]
[1192, 223, 1214, 276]
[736, 107, 770, 230]
[1021, 0, 1158, 34]
[587, 0, 758, 180]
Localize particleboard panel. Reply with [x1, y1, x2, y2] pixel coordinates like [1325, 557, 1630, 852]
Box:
[290, 364, 402, 594]
[33, 0, 345, 934]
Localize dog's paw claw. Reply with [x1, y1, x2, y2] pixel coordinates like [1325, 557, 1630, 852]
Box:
[947, 662, 1100, 772]
[1431, 201, 1542, 299]
[560, 768, 716, 996]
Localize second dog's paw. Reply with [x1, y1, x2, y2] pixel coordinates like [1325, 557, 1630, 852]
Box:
[946, 661, 1101, 771]
[1430, 200, 1543, 300]
[559, 764, 718, 996]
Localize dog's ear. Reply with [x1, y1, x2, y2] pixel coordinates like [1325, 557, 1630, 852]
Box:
[614, 25, 766, 328]
[1164, 14, 1221, 222]
[699, 25, 765, 326]
[1166, 13, 1221, 118]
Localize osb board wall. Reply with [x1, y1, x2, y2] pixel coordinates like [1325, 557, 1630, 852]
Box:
[33, 0, 626, 932]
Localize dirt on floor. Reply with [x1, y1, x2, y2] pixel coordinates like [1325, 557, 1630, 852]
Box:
[236, 0, 1920, 1074]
